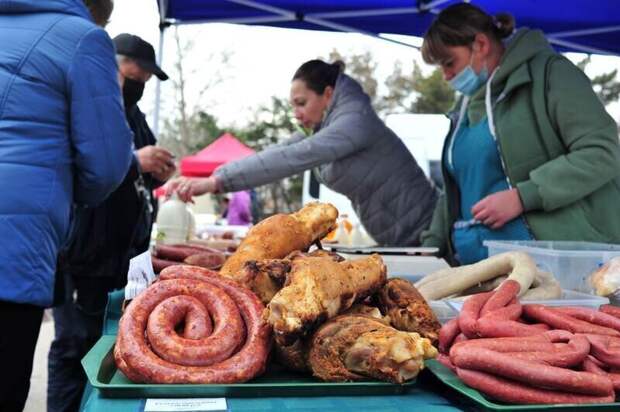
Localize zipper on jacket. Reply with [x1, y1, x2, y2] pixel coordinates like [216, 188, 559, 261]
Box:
[485, 68, 535, 239]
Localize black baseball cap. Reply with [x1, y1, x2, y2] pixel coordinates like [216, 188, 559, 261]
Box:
[113, 33, 168, 81]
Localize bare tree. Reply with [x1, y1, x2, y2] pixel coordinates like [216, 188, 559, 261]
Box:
[577, 56, 620, 106]
[159, 26, 232, 157]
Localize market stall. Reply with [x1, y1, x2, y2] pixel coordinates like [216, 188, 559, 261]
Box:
[79, 290, 462, 412]
[153, 133, 254, 198]
[80, 1, 620, 410]
[150, 0, 620, 136]
[81, 201, 620, 411]
[180, 133, 255, 177]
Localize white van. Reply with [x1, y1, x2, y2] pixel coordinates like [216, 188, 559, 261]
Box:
[302, 113, 450, 224]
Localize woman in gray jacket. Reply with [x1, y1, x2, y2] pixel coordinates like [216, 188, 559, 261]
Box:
[169, 60, 438, 246]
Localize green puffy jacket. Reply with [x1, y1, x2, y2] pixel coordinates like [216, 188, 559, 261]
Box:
[421, 28, 620, 261]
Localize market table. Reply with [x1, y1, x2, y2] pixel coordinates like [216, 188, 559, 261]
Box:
[80, 379, 466, 411]
[80, 290, 469, 412]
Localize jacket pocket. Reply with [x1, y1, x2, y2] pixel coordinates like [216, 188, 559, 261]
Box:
[578, 186, 618, 243]
[0, 214, 57, 306]
[452, 225, 488, 265]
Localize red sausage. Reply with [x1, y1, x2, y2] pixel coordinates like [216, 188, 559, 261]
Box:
[436, 353, 456, 372]
[504, 334, 590, 368]
[452, 347, 613, 396]
[553, 306, 620, 332]
[456, 368, 616, 405]
[584, 355, 609, 375]
[449, 332, 563, 355]
[160, 264, 219, 280]
[159, 266, 273, 380]
[438, 318, 460, 354]
[600, 304, 620, 319]
[458, 292, 493, 338]
[480, 302, 522, 321]
[183, 252, 226, 270]
[583, 355, 620, 392]
[476, 318, 548, 338]
[116, 275, 271, 384]
[180, 298, 213, 340]
[154, 244, 221, 262]
[113, 342, 145, 383]
[180, 243, 222, 254]
[152, 255, 180, 273]
[154, 244, 196, 261]
[523, 304, 620, 336]
[146, 294, 244, 367]
[453, 333, 468, 345]
[584, 334, 620, 369]
[529, 323, 553, 330]
[480, 280, 521, 317]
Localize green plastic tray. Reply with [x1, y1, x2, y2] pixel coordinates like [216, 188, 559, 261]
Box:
[426, 360, 620, 411]
[83, 335, 417, 398]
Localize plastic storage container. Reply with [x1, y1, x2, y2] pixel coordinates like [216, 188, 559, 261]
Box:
[446, 289, 609, 312]
[484, 240, 620, 293]
[430, 300, 458, 324]
[330, 247, 449, 279]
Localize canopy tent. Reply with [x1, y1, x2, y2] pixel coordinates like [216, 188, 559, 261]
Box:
[151, 1, 620, 134]
[156, 0, 620, 55]
[180, 132, 255, 177]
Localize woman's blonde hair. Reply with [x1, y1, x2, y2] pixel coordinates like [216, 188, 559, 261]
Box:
[83, 0, 114, 27]
[421, 3, 515, 65]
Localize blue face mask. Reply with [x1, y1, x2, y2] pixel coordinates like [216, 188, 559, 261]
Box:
[449, 52, 489, 96]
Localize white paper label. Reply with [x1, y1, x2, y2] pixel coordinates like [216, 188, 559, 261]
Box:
[144, 398, 227, 412]
[125, 250, 156, 300]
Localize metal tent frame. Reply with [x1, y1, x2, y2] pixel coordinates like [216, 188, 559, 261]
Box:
[151, 0, 620, 134]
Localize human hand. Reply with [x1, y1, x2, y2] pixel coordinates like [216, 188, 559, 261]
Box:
[151, 162, 176, 183]
[471, 188, 524, 230]
[165, 176, 216, 202]
[136, 146, 175, 175]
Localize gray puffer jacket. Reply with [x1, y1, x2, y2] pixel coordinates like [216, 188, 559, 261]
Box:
[214, 74, 438, 246]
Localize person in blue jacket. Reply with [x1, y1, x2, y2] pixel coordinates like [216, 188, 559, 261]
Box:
[0, 1, 133, 410]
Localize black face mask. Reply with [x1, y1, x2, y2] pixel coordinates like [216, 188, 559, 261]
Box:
[122, 77, 145, 109]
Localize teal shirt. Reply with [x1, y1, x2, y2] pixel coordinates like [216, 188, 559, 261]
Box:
[447, 116, 531, 264]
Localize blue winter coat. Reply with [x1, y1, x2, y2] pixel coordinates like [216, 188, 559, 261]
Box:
[0, 0, 133, 306]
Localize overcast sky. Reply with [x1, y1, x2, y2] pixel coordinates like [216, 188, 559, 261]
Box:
[106, 0, 620, 136]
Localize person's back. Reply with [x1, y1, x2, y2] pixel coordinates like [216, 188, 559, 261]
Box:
[167, 62, 438, 246]
[0, 0, 132, 307]
[308, 74, 439, 246]
[0, 1, 132, 409]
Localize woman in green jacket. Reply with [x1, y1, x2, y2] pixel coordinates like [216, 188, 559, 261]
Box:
[420, 3, 620, 265]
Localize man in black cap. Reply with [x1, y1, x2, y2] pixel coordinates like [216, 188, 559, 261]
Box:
[46, 33, 175, 412]
[114, 32, 175, 253]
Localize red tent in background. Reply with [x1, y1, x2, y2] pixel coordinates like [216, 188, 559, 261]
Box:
[180, 132, 255, 177]
[153, 133, 254, 197]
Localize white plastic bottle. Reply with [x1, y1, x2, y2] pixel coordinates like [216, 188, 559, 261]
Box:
[155, 193, 195, 244]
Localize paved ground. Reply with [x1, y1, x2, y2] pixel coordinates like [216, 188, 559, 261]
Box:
[24, 310, 53, 412]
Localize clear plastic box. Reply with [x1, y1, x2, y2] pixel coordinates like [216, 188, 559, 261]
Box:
[483, 240, 620, 293]
[332, 249, 450, 278]
[446, 289, 609, 312]
[430, 300, 458, 324]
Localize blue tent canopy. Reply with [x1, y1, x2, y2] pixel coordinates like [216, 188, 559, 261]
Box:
[156, 0, 620, 55]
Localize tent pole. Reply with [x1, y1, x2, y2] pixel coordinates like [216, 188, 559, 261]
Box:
[167, 15, 294, 26]
[153, 25, 165, 136]
[548, 25, 620, 38]
[422, 0, 454, 10]
[309, 7, 424, 19]
[153, 0, 169, 137]
[548, 37, 611, 55]
[225, 0, 294, 19]
[303, 15, 419, 48]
